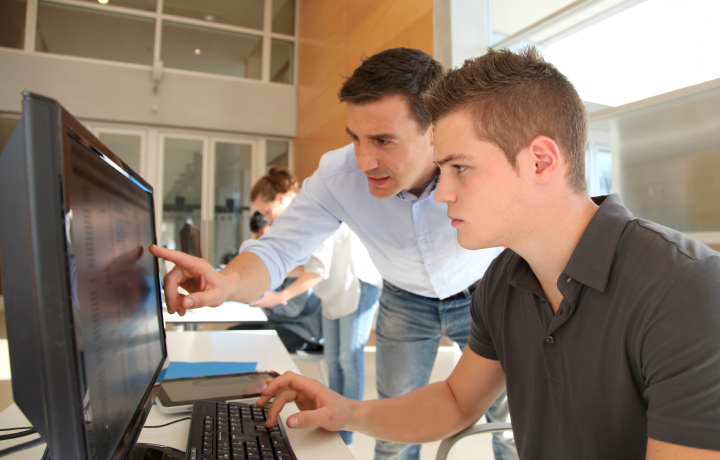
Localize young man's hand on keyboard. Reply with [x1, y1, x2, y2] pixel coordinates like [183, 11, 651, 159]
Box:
[257, 371, 354, 432]
[255, 348, 507, 445]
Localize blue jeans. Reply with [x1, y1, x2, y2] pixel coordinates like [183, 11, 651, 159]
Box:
[374, 282, 517, 460]
[322, 281, 380, 445]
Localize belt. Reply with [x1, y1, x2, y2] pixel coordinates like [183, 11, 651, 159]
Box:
[436, 279, 480, 301]
[383, 280, 480, 301]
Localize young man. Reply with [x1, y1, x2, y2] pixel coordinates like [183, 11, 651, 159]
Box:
[254, 47, 720, 459]
[150, 48, 514, 460]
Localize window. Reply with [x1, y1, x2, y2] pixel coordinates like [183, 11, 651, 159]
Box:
[266, 140, 289, 170]
[0, 0, 26, 49]
[162, 21, 262, 79]
[21, 0, 296, 83]
[36, 1, 155, 65]
[163, 0, 264, 30]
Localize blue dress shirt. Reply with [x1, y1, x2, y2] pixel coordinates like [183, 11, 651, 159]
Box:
[240, 144, 503, 299]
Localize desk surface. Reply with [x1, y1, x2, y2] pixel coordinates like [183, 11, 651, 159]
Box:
[0, 331, 353, 460]
[163, 302, 268, 324]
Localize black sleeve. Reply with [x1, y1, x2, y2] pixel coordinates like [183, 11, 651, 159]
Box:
[468, 258, 503, 361]
[642, 255, 720, 451]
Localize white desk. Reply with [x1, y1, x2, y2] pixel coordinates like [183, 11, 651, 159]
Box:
[0, 331, 353, 460]
[163, 301, 268, 331]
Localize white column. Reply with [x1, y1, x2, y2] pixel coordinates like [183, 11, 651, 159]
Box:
[434, 0, 492, 70]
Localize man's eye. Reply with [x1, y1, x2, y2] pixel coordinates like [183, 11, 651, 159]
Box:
[376, 139, 390, 145]
[454, 165, 467, 173]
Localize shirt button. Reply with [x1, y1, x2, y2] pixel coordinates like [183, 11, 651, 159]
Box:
[546, 336, 555, 344]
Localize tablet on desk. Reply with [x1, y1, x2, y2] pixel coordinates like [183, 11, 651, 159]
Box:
[156, 371, 280, 414]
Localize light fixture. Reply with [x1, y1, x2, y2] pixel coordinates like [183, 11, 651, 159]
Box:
[98, 0, 109, 3]
[194, 49, 201, 55]
[205, 15, 215, 21]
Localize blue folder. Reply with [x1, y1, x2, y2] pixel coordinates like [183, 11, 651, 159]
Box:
[157, 361, 257, 382]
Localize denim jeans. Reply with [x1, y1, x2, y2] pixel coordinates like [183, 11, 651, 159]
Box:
[374, 282, 517, 460]
[322, 280, 381, 445]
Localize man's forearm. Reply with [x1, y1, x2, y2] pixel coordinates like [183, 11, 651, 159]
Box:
[348, 381, 490, 444]
[222, 252, 272, 303]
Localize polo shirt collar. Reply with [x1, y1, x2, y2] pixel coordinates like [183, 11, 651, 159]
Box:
[562, 194, 633, 292]
[506, 194, 633, 295]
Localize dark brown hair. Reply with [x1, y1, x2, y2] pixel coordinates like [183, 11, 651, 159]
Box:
[338, 47, 444, 132]
[251, 166, 299, 203]
[423, 46, 588, 193]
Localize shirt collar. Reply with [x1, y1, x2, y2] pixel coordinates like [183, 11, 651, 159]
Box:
[562, 194, 633, 292]
[506, 194, 633, 294]
[396, 169, 440, 202]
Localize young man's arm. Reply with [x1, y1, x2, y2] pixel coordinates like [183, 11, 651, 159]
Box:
[258, 346, 506, 443]
[646, 439, 720, 459]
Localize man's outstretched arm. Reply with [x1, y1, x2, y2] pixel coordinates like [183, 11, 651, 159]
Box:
[149, 246, 270, 315]
[257, 346, 506, 444]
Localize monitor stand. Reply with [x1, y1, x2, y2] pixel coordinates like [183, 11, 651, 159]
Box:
[130, 444, 186, 460]
[42, 443, 185, 460]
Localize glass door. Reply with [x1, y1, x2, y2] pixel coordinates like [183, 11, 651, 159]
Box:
[156, 133, 256, 268]
[210, 140, 255, 267]
[94, 129, 146, 177]
[159, 136, 207, 258]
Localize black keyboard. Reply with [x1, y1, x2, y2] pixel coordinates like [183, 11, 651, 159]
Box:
[185, 400, 298, 460]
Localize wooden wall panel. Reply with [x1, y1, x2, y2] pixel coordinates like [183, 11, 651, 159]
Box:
[294, 0, 434, 181]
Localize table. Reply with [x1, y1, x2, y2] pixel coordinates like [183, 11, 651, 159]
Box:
[0, 331, 353, 460]
[163, 301, 268, 331]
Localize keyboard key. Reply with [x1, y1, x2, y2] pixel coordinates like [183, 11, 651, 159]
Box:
[270, 435, 285, 446]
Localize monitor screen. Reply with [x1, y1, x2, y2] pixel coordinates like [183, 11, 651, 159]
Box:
[0, 92, 168, 459]
[65, 133, 164, 457]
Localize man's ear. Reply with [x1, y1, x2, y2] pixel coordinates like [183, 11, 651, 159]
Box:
[274, 193, 285, 204]
[529, 136, 562, 186]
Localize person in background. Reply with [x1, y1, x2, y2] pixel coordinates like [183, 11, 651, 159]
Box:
[249, 167, 382, 445]
[233, 181, 323, 354]
[250, 211, 269, 238]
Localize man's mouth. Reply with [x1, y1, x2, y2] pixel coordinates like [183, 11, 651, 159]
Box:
[448, 214, 463, 227]
[366, 175, 390, 186]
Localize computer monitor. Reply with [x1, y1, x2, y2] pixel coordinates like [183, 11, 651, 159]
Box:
[0, 92, 176, 459]
[179, 222, 201, 258]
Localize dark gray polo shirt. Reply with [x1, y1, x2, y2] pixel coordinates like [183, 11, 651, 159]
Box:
[469, 194, 720, 459]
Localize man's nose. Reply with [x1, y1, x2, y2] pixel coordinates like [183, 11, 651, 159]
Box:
[434, 173, 455, 204]
[355, 143, 379, 172]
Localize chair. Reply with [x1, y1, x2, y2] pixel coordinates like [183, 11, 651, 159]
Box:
[435, 422, 513, 460]
[290, 350, 329, 386]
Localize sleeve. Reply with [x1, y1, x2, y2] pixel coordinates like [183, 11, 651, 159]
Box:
[303, 233, 335, 279]
[468, 269, 500, 361]
[240, 168, 343, 291]
[642, 255, 720, 451]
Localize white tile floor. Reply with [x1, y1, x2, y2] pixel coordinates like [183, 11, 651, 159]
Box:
[295, 344, 496, 460]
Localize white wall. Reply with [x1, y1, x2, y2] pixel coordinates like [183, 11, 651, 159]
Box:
[0, 49, 296, 137]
